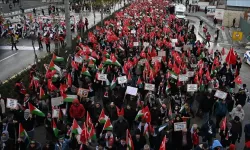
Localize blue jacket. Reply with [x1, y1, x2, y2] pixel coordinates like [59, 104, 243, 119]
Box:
[54, 139, 70, 150]
[212, 140, 223, 149]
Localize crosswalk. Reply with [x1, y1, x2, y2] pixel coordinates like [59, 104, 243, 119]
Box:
[0, 45, 40, 51]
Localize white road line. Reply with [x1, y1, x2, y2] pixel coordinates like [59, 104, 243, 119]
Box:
[0, 52, 18, 63]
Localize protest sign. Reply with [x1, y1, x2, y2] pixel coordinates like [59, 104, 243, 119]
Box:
[171, 39, 178, 43]
[214, 90, 228, 100]
[175, 47, 182, 53]
[144, 83, 155, 91]
[131, 29, 136, 34]
[178, 74, 188, 82]
[118, 76, 127, 84]
[74, 56, 83, 63]
[98, 74, 108, 81]
[187, 84, 198, 92]
[51, 97, 63, 106]
[174, 122, 187, 131]
[183, 44, 192, 51]
[133, 42, 139, 46]
[6, 98, 17, 109]
[152, 57, 162, 63]
[52, 109, 59, 118]
[126, 86, 138, 96]
[77, 88, 89, 98]
[187, 71, 195, 77]
[190, 64, 197, 68]
[158, 51, 166, 57]
[143, 42, 149, 47]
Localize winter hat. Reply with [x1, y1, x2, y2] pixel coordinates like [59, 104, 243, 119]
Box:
[234, 116, 240, 122]
[229, 144, 236, 150]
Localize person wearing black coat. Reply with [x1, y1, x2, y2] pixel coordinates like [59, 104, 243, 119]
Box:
[200, 119, 216, 147]
[132, 129, 146, 150]
[113, 116, 129, 139]
[181, 128, 193, 150]
[115, 138, 127, 150]
[124, 105, 137, 130]
[230, 116, 242, 144]
[199, 93, 216, 123]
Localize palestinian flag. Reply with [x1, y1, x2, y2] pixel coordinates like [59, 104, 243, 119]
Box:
[81, 67, 92, 77]
[135, 110, 143, 121]
[168, 71, 178, 80]
[103, 50, 110, 58]
[111, 57, 121, 67]
[165, 83, 171, 93]
[19, 123, 29, 140]
[126, 129, 134, 150]
[137, 77, 143, 88]
[102, 118, 113, 131]
[104, 59, 112, 65]
[98, 109, 108, 124]
[72, 119, 82, 135]
[49, 61, 55, 70]
[88, 59, 95, 68]
[110, 76, 117, 90]
[52, 119, 59, 138]
[48, 79, 57, 91]
[63, 94, 77, 102]
[67, 73, 72, 87]
[39, 87, 45, 99]
[28, 103, 45, 117]
[52, 53, 64, 62]
[88, 124, 97, 141]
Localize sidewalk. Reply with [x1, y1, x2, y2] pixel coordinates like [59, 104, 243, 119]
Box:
[186, 11, 229, 44]
[226, 27, 250, 49]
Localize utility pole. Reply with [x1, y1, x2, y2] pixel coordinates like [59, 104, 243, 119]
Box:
[65, 0, 72, 49]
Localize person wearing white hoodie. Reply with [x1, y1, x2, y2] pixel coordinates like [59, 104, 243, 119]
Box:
[230, 105, 245, 122]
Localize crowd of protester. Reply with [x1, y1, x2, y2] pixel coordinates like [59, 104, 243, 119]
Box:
[0, 0, 249, 150]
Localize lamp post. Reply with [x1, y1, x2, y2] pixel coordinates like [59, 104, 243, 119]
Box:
[65, 0, 72, 50]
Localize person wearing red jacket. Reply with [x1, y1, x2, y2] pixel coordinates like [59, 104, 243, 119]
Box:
[44, 36, 50, 53]
[69, 99, 85, 121]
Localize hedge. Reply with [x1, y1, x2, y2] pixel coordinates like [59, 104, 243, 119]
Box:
[0, 4, 130, 99]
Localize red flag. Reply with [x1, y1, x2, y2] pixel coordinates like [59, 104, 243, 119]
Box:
[220, 117, 227, 131]
[206, 70, 211, 81]
[67, 73, 72, 87]
[39, 87, 45, 99]
[159, 136, 167, 150]
[234, 75, 242, 85]
[142, 106, 151, 123]
[71, 61, 79, 70]
[116, 107, 124, 116]
[80, 123, 88, 144]
[48, 79, 57, 91]
[225, 48, 236, 65]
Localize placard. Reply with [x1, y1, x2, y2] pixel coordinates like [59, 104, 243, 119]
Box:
[178, 74, 188, 82]
[214, 90, 228, 100]
[52, 109, 60, 118]
[131, 29, 136, 34]
[118, 76, 127, 84]
[77, 88, 89, 97]
[175, 47, 182, 53]
[74, 56, 83, 63]
[98, 74, 108, 81]
[51, 97, 63, 106]
[6, 98, 18, 109]
[133, 42, 139, 47]
[183, 45, 192, 51]
[126, 86, 138, 96]
[152, 57, 162, 63]
[158, 51, 166, 57]
[187, 84, 198, 92]
[144, 83, 155, 91]
[143, 42, 149, 47]
[190, 64, 197, 68]
[187, 71, 195, 77]
[171, 39, 178, 43]
[174, 122, 187, 131]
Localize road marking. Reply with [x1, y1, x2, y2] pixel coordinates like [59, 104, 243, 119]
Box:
[0, 52, 18, 63]
[0, 46, 39, 51]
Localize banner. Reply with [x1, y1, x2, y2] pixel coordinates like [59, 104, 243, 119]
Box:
[144, 83, 155, 91]
[52, 109, 60, 118]
[77, 88, 89, 97]
[126, 86, 138, 96]
[174, 122, 187, 131]
[187, 84, 198, 92]
[214, 9, 225, 20]
[98, 74, 108, 81]
[6, 98, 17, 109]
[214, 90, 228, 100]
[51, 97, 63, 106]
[118, 76, 128, 84]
